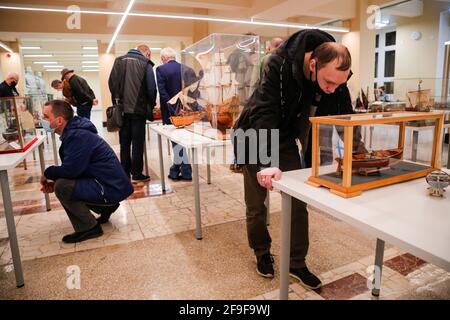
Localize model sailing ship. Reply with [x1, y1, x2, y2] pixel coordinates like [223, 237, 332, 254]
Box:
[335, 148, 403, 176]
[406, 80, 432, 112]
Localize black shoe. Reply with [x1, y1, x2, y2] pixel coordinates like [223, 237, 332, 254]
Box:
[256, 253, 274, 278]
[132, 174, 151, 182]
[289, 266, 322, 289]
[168, 175, 181, 181]
[62, 223, 103, 244]
[91, 203, 120, 224]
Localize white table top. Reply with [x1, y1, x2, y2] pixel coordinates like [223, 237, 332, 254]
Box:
[148, 124, 229, 148]
[273, 168, 450, 271]
[0, 136, 46, 171]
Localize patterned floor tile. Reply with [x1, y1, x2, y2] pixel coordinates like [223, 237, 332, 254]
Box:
[384, 253, 427, 276]
[317, 272, 370, 300]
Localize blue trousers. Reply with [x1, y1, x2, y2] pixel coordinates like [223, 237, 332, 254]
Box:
[169, 142, 192, 179]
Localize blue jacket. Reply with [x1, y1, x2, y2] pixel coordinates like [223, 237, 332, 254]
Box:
[156, 60, 182, 125]
[44, 116, 134, 204]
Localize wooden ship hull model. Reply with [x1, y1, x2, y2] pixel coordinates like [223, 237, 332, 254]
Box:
[170, 111, 205, 128]
[205, 96, 240, 133]
[336, 148, 403, 176]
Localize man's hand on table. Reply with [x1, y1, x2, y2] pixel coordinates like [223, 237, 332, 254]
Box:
[257, 167, 282, 191]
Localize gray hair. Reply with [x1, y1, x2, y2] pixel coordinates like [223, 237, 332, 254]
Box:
[160, 47, 177, 61]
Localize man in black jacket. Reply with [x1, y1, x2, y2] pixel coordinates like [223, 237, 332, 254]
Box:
[108, 45, 157, 182]
[233, 29, 366, 289]
[61, 68, 96, 120]
[0, 72, 19, 97]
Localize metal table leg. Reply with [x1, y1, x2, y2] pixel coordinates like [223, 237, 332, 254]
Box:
[51, 132, 59, 165]
[0, 170, 24, 288]
[265, 190, 270, 226]
[206, 146, 211, 184]
[22, 159, 27, 170]
[412, 130, 419, 162]
[192, 147, 202, 240]
[38, 144, 51, 211]
[167, 139, 171, 156]
[144, 139, 149, 177]
[279, 192, 292, 300]
[157, 134, 166, 192]
[371, 238, 385, 297]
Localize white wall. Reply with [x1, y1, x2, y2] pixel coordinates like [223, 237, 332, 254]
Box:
[393, 1, 449, 101]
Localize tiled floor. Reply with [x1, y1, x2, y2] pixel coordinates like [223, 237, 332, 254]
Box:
[0, 117, 449, 299]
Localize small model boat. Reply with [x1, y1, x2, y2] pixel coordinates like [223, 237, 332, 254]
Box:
[336, 148, 403, 176]
[170, 114, 196, 128]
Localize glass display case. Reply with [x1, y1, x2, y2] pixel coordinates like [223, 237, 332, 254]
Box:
[306, 111, 445, 198]
[26, 95, 46, 128]
[0, 96, 38, 154]
[172, 33, 260, 139]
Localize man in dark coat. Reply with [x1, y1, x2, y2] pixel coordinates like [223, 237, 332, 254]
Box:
[0, 72, 19, 97]
[61, 69, 96, 120]
[233, 29, 366, 289]
[40, 100, 134, 243]
[109, 45, 157, 182]
[156, 47, 202, 181]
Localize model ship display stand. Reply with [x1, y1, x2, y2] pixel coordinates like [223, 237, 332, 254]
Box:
[306, 111, 445, 198]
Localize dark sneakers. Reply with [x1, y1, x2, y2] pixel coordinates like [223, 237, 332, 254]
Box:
[132, 174, 151, 182]
[62, 223, 103, 244]
[289, 266, 322, 289]
[256, 253, 275, 278]
[96, 203, 120, 224]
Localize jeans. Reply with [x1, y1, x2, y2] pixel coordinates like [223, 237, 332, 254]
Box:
[169, 142, 192, 179]
[54, 179, 97, 232]
[119, 114, 146, 177]
[76, 104, 92, 120]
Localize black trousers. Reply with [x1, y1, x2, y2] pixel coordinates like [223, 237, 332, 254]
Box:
[243, 149, 309, 268]
[76, 104, 92, 120]
[119, 113, 146, 177]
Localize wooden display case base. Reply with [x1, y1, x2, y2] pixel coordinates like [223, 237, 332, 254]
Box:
[307, 161, 435, 198]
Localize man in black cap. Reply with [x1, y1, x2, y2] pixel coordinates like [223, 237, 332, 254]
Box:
[61, 68, 96, 120]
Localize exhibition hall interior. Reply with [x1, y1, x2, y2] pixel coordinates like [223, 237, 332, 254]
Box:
[0, 0, 449, 300]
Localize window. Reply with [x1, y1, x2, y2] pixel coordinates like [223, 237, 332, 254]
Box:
[375, 52, 378, 78]
[384, 82, 394, 94]
[384, 50, 396, 77]
[375, 29, 396, 100]
[385, 31, 396, 46]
